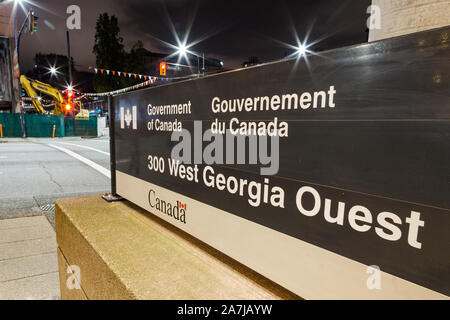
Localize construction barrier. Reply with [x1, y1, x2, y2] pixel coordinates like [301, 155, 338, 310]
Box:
[24, 114, 65, 138]
[0, 113, 99, 137]
[0, 113, 23, 137]
[64, 117, 98, 137]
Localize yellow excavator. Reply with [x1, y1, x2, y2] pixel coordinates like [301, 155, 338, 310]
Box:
[20, 75, 71, 115]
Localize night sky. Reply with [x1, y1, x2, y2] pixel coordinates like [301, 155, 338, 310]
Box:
[19, 0, 371, 73]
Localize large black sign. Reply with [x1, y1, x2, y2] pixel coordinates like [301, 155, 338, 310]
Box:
[113, 27, 450, 298]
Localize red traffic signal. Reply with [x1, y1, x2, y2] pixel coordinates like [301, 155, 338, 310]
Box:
[159, 62, 167, 76]
[63, 88, 79, 103]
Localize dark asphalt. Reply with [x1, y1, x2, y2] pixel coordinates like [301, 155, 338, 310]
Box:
[0, 137, 111, 228]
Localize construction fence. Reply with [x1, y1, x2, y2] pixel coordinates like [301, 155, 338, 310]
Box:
[0, 113, 102, 138]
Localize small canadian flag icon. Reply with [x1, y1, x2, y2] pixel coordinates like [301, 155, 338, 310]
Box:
[178, 202, 187, 211]
[120, 106, 137, 130]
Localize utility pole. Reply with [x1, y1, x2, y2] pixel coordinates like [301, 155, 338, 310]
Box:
[13, 9, 25, 138]
[14, 8, 39, 138]
[66, 31, 73, 86]
[197, 53, 205, 77]
[202, 52, 205, 76]
[197, 56, 200, 78]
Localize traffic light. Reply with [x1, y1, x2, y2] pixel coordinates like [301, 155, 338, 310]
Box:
[63, 87, 74, 98]
[29, 10, 38, 34]
[159, 62, 167, 76]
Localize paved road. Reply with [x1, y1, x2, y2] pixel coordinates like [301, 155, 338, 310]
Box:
[0, 137, 111, 227]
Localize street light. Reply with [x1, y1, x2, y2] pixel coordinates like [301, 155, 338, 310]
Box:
[177, 44, 187, 58]
[296, 40, 314, 57]
[174, 43, 206, 77]
[49, 66, 58, 76]
[297, 44, 307, 56]
[13, 0, 28, 15]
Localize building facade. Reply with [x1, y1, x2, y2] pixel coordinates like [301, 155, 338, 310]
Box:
[369, 0, 450, 41]
[0, 1, 18, 113]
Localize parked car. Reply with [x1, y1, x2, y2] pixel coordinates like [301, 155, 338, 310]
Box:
[89, 109, 103, 117]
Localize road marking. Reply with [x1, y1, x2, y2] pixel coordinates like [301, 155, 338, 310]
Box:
[56, 142, 110, 156]
[48, 144, 111, 179]
[40, 204, 55, 212]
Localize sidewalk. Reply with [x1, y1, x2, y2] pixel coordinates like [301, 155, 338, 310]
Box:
[0, 216, 60, 300]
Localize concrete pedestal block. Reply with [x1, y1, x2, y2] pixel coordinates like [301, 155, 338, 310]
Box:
[55, 195, 299, 300]
[369, 0, 450, 41]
